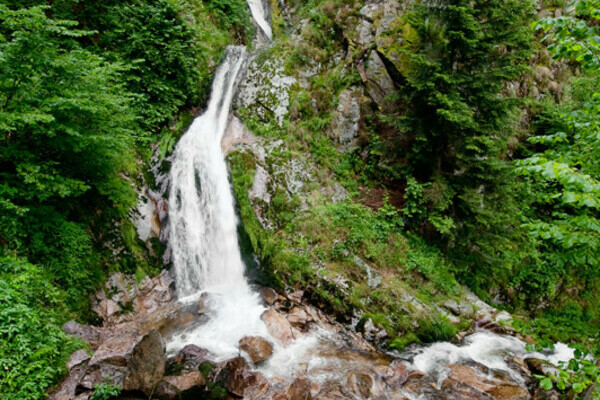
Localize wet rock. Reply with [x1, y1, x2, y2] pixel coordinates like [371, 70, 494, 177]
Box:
[62, 321, 105, 350]
[384, 360, 409, 387]
[402, 371, 446, 400]
[287, 307, 313, 329]
[78, 329, 165, 396]
[261, 309, 296, 345]
[238, 336, 274, 364]
[216, 357, 266, 397]
[167, 344, 213, 375]
[442, 364, 529, 400]
[243, 380, 283, 400]
[346, 372, 373, 398]
[287, 377, 313, 400]
[154, 371, 206, 400]
[476, 316, 507, 334]
[222, 115, 256, 154]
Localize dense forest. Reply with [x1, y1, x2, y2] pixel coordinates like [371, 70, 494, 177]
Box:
[1, 0, 599, 399]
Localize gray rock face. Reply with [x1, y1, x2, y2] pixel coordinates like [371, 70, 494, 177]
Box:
[331, 89, 362, 147]
[236, 50, 296, 125]
[62, 321, 105, 350]
[49, 350, 91, 400]
[365, 50, 396, 110]
[78, 329, 166, 396]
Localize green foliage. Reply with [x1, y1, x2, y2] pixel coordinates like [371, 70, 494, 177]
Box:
[0, 256, 82, 400]
[536, 0, 600, 69]
[415, 315, 459, 343]
[90, 383, 122, 400]
[534, 344, 600, 398]
[516, 0, 600, 323]
[382, 0, 538, 290]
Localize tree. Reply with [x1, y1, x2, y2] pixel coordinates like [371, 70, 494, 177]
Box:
[385, 0, 537, 290]
[0, 5, 137, 290]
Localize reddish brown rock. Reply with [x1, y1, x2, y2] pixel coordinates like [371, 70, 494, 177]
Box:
[442, 364, 529, 400]
[384, 360, 409, 387]
[346, 372, 373, 398]
[261, 309, 296, 345]
[78, 329, 165, 396]
[67, 349, 91, 371]
[216, 357, 266, 397]
[49, 350, 91, 400]
[239, 336, 274, 364]
[262, 287, 282, 305]
[402, 371, 446, 400]
[287, 377, 313, 400]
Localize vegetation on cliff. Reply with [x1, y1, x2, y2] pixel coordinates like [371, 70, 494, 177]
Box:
[1, 0, 599, 398]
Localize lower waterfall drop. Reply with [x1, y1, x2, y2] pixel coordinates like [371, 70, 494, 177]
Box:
[167, 46, 270, 360]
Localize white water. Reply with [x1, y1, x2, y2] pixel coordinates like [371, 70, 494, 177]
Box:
[169, 46, 248, 299]
[248, 0, 272, 40]
[167, 45, 274, 359]
[409, 330, 574, 384]
[166, 0, 278, 361]
[165, 0, 575, 391]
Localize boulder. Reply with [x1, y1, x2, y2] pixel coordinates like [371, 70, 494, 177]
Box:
[287, 377, 313, 400]
[401, 371, 446, 400]
[49, 350, 91, 400]
[62, 321, 105, 350]
[525, 358, 560, 378]
[238, 336, 274, 364]
[331, 89, 361, 147]
[216, 357, 266, 397]
[166, 344, 212, 375]
[261, 309, 296, 345]
[365, 50, 396, 111]
[78, 329, 165, 396]
[154, 371, 206, 400]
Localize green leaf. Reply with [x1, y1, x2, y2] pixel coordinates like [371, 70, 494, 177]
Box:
[540, 378, 554, 390]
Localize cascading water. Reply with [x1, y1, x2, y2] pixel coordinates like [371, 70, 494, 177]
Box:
[164, 1, 575, 395]
[168, 46, 248, 299]
[247, 0, 272, 40]
[167, 46, 272, 359]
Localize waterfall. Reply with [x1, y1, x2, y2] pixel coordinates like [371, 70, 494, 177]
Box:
[248, 0, 272, 40]
[168, 46, 248, 299]
[166, 3, 274, 360]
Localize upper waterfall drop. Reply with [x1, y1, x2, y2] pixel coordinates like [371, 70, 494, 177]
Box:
[248, 0, 272, 40]
[168, 46, 248, 300]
